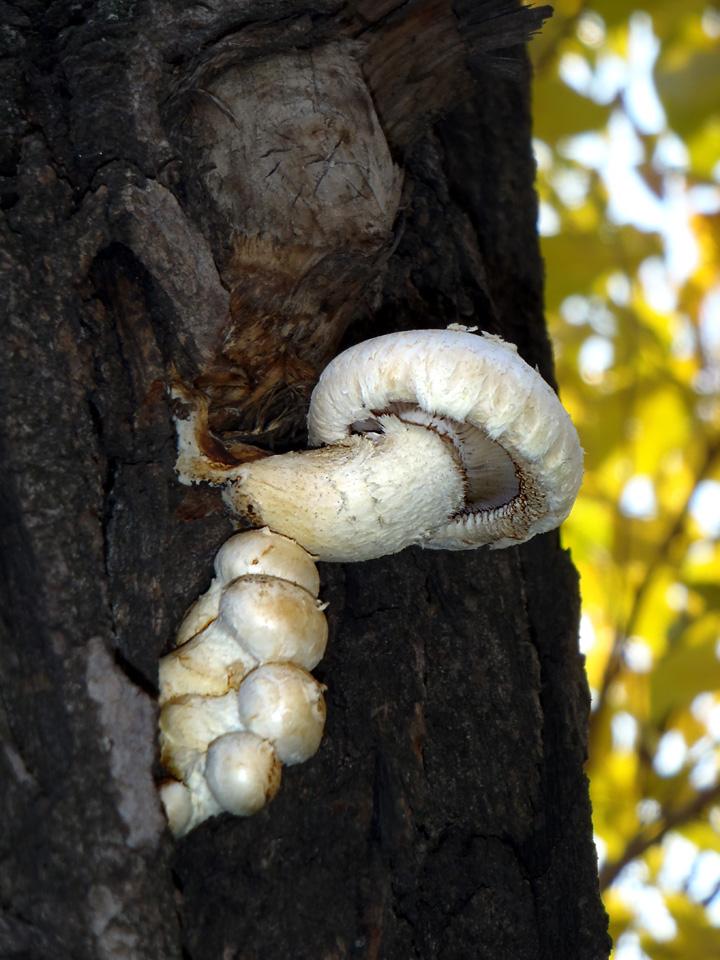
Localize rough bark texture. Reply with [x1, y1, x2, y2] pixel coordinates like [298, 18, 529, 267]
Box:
[0, 1, 610, 958]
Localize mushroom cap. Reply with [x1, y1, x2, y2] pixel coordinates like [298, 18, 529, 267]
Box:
[236, 662, 326, 765]
[205, 731, 282, 817]
[214, 528, 321, 597]
[307, 328, 583, 549]
[158, 779, 194, 836]
[219, 575, 328, 670]
[159, 623, 257, 704]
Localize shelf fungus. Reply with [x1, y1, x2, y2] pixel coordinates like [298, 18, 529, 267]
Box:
[158, 528, 327, 836]
[163, 328, 583, 833]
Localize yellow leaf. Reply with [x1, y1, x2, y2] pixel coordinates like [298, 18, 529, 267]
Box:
[650, 614, 720, 724]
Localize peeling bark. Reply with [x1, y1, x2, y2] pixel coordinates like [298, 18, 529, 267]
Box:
[0, 1, 610, 958]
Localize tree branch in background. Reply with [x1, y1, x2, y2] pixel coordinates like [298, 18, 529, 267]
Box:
[589, 440, 720, 752]
[599, 779, 720, 892]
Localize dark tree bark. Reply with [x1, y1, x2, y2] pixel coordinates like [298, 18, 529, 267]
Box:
[0, 2, 611, 958]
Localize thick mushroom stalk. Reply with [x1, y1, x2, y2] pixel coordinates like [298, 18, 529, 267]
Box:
[225, 416, 465, 561]
[222, 328, 583, 560]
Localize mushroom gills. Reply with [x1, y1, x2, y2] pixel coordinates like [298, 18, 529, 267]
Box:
[380, 402, 521, 513]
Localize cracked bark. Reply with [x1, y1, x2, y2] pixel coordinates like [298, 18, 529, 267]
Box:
[0, 1, 610, 958]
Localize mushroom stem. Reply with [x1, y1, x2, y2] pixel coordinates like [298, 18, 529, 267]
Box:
[223, 416, 466, 562]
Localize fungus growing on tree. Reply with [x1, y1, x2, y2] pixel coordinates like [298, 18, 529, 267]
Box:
[163, 328, 583, 834]
[158, 530, 327, 835]
[222, 328, 583, 560]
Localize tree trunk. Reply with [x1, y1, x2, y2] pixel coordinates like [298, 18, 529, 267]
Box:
[0, 1, 610, 958]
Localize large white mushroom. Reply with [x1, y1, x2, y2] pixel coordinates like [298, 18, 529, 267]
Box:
[222, 328, 583, 560]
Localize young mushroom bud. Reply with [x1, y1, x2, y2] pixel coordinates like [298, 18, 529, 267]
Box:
[236, 663, 327, 765]
[158, 779, 194, 837]
[176, 527, 320, 647]
[223, 328, 583, 560]
[205, 731, 282, 817]
[219, 576, 328, 670]
[214, 527, 321, 597]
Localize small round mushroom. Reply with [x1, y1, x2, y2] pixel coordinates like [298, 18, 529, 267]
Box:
[175, 527, 320, 647]
[158, 779, 194, 836]
[214, 527, 321, 597]
[223, 328, 583, 560]
[205, 731, 282, 816]
[162, 758, 224, 836]
[220, 575, 328, 670]
[236, 662, 327, 765]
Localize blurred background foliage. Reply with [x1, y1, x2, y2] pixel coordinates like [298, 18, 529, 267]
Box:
[529, 1, 720, 957]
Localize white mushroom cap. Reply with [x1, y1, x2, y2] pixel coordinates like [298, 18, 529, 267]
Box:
[159, 622, 257, 704]
[214, 528, 321, 597]
[158, 779, 194, 836]
[306, 328, 583, 551]
[204, 731, 282, 817]
[159, 690, 243, 778]
[236, 663, 326, 765]
[220, 575, 328, 670]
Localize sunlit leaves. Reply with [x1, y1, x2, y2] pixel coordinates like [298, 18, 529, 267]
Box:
[530, 1, 720, 957]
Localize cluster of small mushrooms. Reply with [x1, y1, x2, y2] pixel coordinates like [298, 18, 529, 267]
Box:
[158, 528, 327, 835]
[160, 327, 583, 834]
